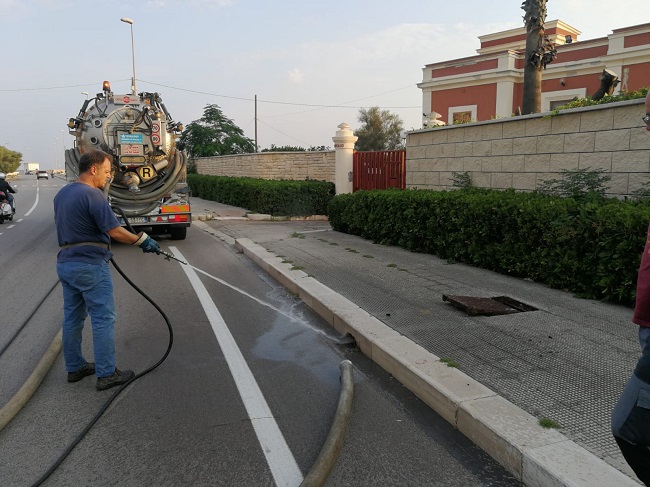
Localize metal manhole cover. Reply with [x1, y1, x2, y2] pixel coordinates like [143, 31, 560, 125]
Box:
[442, 295, 537, 316]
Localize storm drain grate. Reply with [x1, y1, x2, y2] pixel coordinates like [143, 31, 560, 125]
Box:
[442, 295, 538, 316]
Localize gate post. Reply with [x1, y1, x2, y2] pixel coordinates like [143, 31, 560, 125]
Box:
[332, 123, 357, 194]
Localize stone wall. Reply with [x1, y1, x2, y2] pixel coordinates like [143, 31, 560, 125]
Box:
[406, 99, 650, 198]
[196, 151, 335, 182]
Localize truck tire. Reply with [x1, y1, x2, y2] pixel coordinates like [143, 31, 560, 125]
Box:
[169, 227, 187, 240]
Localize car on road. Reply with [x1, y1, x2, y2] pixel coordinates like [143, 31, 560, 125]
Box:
[36, 170, 49, 180]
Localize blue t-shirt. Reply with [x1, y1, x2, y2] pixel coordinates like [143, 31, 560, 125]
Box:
[54, 182, 121, 264]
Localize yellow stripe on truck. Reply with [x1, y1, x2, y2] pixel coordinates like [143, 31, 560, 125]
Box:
[161, 205, 190, 213]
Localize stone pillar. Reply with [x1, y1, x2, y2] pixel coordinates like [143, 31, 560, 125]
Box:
[332, 123, 357, 194]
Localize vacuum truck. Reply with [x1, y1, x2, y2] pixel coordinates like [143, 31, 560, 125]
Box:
[65, 81, 191, 240]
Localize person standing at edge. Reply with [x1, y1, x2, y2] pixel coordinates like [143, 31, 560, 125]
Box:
[53, 149, 161, 391]
[611, 90, 650, 486]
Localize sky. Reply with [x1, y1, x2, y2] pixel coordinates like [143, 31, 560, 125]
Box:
[0, 0, 648, 169]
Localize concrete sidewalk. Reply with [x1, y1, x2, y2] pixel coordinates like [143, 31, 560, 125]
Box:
[192, 197, 643, 486]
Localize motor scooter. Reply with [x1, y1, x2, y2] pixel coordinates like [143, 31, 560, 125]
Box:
[0, 191, 14, 224]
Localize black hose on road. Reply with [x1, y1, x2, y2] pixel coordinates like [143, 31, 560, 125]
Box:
[29, 213, 174, 487]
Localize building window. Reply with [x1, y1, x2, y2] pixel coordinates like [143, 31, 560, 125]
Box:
[542, 88, 586, 112]
[549, 100, 573, 110]
[448, 105, 478, 124]
[453, 111, 473, 124]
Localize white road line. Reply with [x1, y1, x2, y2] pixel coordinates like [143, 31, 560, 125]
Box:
[170, 247, 303, 487]
[7, 225, 15, 229]
[189, 263, 337, 341]
[24, 187, 39, 217]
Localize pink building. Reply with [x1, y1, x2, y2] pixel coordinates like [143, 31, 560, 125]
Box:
[418, 21, 650, 126]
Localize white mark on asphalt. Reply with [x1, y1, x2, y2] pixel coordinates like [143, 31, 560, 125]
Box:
[24, 187, 39, 217]
[191, 221, 345, 343]
[188, 262, 342, 342]
[171, 246, 303, 487]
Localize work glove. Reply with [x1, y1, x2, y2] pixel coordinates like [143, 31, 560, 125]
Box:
[133, 232, 161, 254]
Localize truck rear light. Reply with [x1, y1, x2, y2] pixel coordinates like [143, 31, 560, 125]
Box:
[153, 216, 169, 222]
[168, 214, 189, 223]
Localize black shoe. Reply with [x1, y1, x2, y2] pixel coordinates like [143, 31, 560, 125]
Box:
[96, 368, 135, 391]
[67, 362, 95, 383]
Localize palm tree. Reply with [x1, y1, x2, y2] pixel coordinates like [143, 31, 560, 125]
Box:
[521, 0, 557, 114]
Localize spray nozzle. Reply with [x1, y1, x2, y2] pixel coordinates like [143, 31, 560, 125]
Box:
[158, 249, 187, 265]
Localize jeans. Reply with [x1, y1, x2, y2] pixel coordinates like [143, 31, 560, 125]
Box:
[56, 261, 116, 378]
[612, 327, 650, 485]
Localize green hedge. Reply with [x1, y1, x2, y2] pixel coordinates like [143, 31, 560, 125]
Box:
[328, 188, 650, 304]
[187, 174, 335, 216]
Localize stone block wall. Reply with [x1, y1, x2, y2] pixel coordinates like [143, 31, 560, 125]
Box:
[406, 99, 650, 198]
[196, 151, 335, 182]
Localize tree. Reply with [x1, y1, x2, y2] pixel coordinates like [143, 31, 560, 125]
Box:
[0, 146, 22, 174]
[592, 69, 620, 101]
[179, 104, 255, 159]
[521, 0, 556, 114]
[354, 107, 404, 151]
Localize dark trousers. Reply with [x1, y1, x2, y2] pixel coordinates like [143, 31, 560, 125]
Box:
[614, 437, 650, 485]
[612, 327, 650, 485]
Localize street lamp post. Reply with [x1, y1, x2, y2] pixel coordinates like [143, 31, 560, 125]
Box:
[81, 91, 88, 100]
[60, 129, 66, 171]
[120, 17, 137, 95]
[52, 139, 57, 170]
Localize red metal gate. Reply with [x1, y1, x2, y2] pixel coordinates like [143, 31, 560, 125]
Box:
[353, 150, 406, 191]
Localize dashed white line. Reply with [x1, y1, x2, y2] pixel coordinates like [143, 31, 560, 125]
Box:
[171, 246, 303, 487]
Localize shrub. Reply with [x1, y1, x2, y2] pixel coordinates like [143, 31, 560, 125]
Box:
[537, 167, 611, 200]
[544, 87, 648, 118]
[328, 188, 650, 304]
[187, 174, 334, 216]
[450, 171, 472, 188]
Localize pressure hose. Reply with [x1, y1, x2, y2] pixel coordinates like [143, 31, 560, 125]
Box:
[30, 210, 174, 487]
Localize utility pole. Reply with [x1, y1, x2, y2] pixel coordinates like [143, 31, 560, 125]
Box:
[254, 94, 258, 152]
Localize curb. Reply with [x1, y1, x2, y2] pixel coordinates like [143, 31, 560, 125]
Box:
[234, 237, 638, 487]
[193, 213, 328, 222]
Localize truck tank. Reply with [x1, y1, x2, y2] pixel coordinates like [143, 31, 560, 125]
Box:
[65, 81, 190, 240]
